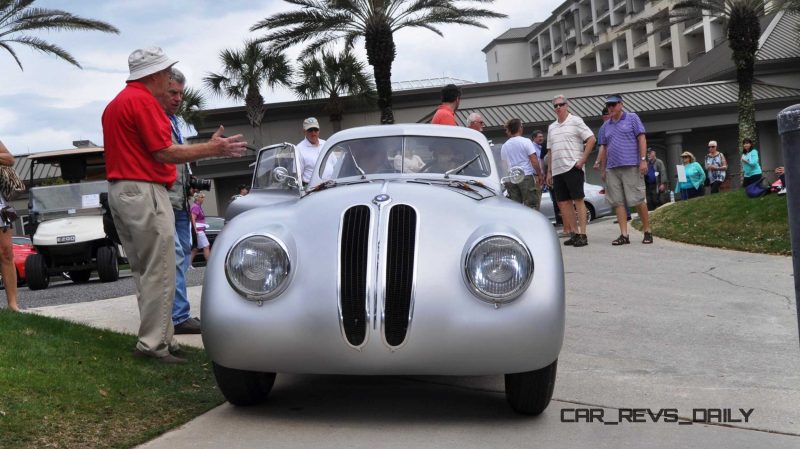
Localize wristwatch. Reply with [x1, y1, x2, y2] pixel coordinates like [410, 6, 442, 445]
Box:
[640, 157, 646, 161]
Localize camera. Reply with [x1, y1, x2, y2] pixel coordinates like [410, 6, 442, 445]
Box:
[188, 176, 211, 192]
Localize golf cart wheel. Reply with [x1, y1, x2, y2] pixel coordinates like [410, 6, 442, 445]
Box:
[212, 362, 275, 406]
[97, 245, 119, 282]
[24, 253, 50, 290]
[68, 269, 92, 284]
[504, 359, 558, 416]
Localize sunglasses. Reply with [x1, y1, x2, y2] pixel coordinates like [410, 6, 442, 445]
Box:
[606, 101, 620, 107]
[553, 102, 567, 109]
[708, 145, 716, 148]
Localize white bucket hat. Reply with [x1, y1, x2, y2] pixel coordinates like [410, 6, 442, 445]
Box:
[127, 47, 177, 81]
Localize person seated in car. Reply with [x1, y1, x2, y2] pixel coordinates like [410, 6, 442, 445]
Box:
[423, 143, 461, 173]
[347, 138, 397, 175]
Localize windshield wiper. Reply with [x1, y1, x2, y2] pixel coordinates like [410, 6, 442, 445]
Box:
[349, 151, 367, 179]
[445, 155, 480, 178]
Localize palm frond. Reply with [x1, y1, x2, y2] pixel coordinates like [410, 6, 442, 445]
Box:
[0, 40, 22, 69]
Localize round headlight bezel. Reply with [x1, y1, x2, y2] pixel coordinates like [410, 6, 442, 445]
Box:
[224, 233, 291, 301]
[464, 234, 533, 305]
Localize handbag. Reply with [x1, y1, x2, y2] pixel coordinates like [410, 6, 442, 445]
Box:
[0, 165, 25, 200]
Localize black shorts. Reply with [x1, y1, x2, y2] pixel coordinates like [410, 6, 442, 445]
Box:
[552, 166, 585, 202]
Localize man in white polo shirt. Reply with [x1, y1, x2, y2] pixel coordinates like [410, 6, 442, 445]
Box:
[296, 117, 326, 186]
[546, 94, 596, 247]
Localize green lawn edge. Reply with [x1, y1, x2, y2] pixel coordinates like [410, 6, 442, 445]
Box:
[0, 310, 224, 449]
[632, 189, 790, 255]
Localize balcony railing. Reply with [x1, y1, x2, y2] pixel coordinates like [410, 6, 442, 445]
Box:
[688, 49, 705, 62]
[634, 36, 648, 47]
[659, 28, 672, 42]
[713, 36, 726, 47]
[683, 16, 703, 30]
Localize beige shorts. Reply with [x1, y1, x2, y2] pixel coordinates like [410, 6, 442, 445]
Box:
[605, 166, 646, 207]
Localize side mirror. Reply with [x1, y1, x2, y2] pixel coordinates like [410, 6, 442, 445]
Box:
[273, 166, 298, 188]
[501, 166, 525, 185]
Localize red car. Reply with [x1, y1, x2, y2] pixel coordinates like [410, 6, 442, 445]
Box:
[0, 236, 37, 288]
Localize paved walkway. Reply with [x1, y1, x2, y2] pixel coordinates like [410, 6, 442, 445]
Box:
[27, 217, 800, 448]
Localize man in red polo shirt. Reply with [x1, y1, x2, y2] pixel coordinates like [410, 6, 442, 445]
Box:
[431, 84, 461, 125]
[103, 47, 247, 363]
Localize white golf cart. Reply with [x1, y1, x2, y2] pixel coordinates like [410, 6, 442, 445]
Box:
[24, 146, 122, 290]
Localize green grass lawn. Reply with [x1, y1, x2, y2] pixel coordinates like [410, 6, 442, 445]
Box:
[638, 189, 790, 255]
[0, 310, 224, 449]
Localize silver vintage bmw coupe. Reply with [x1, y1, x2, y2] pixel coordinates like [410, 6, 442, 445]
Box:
[203, 124, 565, 415]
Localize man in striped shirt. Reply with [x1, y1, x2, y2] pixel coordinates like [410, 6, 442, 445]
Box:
[546, 95, 596, 247]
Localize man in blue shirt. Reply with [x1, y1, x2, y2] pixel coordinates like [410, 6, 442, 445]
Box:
[160, 68, 201, 335]
[597, 94, 653, 245]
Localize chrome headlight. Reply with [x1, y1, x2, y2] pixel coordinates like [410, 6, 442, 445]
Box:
[465, 235, 533, 304]
[225, 234, 290, 300]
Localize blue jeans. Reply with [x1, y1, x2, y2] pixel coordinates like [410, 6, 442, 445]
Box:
[172, 209, 192, 325]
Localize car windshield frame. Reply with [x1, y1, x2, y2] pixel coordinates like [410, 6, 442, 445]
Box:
[317, 135, 492, 182]
[252, 143, 302, 191]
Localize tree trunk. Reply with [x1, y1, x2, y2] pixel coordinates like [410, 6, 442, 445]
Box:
[327, 93, 344, 132]
[245, 87, 266, 147]
[728, 5, 760, 150]
[364, 18, 396, 124]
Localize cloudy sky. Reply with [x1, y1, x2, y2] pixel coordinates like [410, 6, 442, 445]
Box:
[0, 0, 562, 155]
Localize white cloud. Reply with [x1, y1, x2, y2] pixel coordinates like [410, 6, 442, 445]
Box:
[0, 0, 562, 155]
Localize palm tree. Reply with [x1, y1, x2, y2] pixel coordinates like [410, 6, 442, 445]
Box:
[0, 0, 118, 70]
[251, 0, 506, 125]
[294, 49, 375, 132]
[203, 40, 293, 144]
[640, 1, 797, 147]
[176, 87, 207, 133]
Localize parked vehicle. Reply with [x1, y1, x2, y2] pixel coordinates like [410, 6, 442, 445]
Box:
[24, 148, 122, 290]
[190, 216, 224, 267]
[0, 236, 36, 289]
[203, 125, 565, 415]
[539, 183, 614, 224]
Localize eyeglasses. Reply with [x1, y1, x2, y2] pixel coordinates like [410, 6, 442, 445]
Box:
[306, 128, 320, 133]
[553, 102, 567, 109]
[606, 102, 620, 107]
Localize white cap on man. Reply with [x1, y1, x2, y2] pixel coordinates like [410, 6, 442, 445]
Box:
[708, 140, 717, 147]
[303, 117, 320, 131]
[127, 47, 177, 82]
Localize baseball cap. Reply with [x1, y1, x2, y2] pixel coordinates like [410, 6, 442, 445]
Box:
[303, 117, 320, 131]
[127, 47, 177, 82]
[605, 94, 623, 104]
[708, 140, 717, 147]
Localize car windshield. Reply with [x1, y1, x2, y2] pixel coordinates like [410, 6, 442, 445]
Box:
[29, 180, 108, 218]
[12, 236, 31, 245]
[319, 136, 490, 181]
[205, 216, 225, 232]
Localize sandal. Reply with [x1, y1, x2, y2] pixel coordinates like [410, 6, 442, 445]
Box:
[611, 234, 630, 246]
[642, 231, 653, 244]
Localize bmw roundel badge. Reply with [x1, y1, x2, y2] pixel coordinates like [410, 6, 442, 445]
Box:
[372, 194, 391, 205]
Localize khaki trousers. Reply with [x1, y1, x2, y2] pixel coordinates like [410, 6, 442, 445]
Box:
[109, 180, 177, 357]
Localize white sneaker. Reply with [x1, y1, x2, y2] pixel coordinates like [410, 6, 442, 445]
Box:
[778, 187, 786, 196]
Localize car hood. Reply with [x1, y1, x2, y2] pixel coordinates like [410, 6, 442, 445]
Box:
[217, 179, 554, 268]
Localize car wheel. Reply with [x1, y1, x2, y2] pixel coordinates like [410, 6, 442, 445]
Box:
[212, 362, 276, 406]
[97, 245, 119, 282]
[24, 253, 50, 290]
[585, 203, 595, 223]
[504, 359, 558, 415]
[68, 269, 92, 284]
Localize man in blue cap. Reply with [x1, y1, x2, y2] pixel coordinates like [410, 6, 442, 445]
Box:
[596, 93, 653, 245]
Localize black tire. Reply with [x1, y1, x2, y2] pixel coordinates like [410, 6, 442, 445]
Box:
[69, 269, 92, 284]
[585, 202, 595, 223]
[24, 253, 50, 290]
[97, 245, 119, 282]
[505, 359, 558, 416]
[212, 362, 275, 406]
